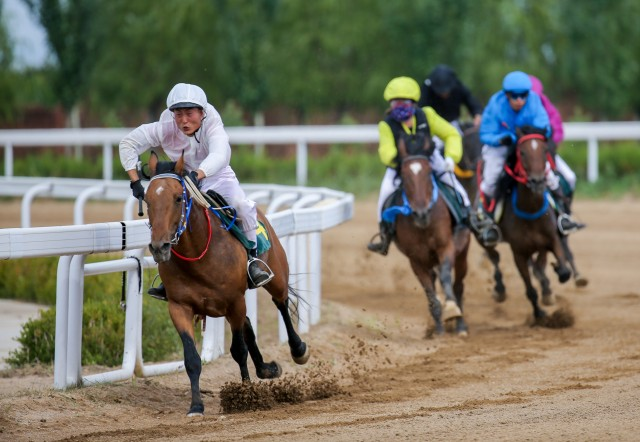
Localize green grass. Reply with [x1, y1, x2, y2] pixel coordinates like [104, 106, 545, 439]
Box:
[1, 256, 184, 367]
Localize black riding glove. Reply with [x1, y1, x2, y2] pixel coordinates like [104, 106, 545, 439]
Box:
[130, 179, 145, 199]
[188, 170, 200, 188]
[500, 135, 514, 146]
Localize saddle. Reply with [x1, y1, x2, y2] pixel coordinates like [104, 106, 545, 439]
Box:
[381, 174, 466, 227]
[202, 188, 271, 255]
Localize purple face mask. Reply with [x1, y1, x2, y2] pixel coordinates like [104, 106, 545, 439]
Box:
[390, 103, 416, 122]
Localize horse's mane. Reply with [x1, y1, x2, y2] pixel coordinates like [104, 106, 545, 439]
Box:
[399, 132, 434, 157]
[517, 125, 547, 138]
[155, 160, 179, 175]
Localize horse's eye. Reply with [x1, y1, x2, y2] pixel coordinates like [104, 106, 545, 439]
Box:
[176, 196, 183, 204]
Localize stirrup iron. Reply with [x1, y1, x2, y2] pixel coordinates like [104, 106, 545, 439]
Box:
[247, 256, 274, 288]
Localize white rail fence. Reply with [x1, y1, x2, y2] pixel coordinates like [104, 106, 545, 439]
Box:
[0, 185, 353, 389]
[1, 122, 640, 187]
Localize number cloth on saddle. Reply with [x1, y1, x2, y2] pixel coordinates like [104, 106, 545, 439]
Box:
[203, 190, 271, 255]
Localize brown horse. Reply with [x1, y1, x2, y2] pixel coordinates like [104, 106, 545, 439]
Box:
[391, 135, 471, 336]
[145, 151, 309, 416]
[455, 122, 483, 203]
[479, 132, 572, 323]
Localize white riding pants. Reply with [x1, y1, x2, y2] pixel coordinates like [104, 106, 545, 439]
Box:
[480, 144, 574, 197]
[480, 145, 509, 198]
[554, 154, 577, 190]
[201, 174, 257, 245]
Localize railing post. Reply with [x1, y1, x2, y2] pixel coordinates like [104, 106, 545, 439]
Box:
[587, 137, 599, 183]
[103, 142, 113, 181]
[53, 255, 72, 390]
[4, 142, 13, 178]
[296, 139, 308, 186]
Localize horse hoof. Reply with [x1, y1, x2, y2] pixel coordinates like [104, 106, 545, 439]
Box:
[187, 404, 204, 417]
[492, 290, 506, 303]
[457, 330, 469, 338]
[442, 300, 462, 321]
[292, 344, 310, 365]
[554, 266, 571, 283]
[542, 294, 555, 306]
[257, 361, 282, 379]
[575, 275, 589, 288]
[187, 411, 204, 417]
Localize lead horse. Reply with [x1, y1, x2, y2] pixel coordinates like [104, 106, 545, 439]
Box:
[144, 151, 309, 416]
[478, 131, 572, 324]
[391, 135, 471, 336]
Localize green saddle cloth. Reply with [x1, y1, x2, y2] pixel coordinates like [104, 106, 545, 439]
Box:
[435, 179, 465, 225]
[208, 205, 271, 255]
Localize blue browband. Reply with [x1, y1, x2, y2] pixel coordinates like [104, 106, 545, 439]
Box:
[382, 173, 439, 223]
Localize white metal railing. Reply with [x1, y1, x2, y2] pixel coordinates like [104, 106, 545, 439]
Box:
[2, 123, 639, 185]
[0, 185, 354, 389]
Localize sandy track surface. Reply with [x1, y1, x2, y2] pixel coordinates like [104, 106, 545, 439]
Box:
[1, 196, 639, 441]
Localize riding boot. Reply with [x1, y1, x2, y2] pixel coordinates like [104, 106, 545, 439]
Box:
[248, 248, 274, 288]
[367, 221, 393, 256]
[550, 187, 585, 235]
[147, 283, 168, 302]
[467, 207, 501, 248]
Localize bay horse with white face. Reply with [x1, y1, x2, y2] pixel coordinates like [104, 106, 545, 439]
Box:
[392, 135, 471, 336]
[144, 151, 309, 416]
[479, 130, 572, 324]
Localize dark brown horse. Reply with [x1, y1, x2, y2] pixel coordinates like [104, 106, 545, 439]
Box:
[392, 135, 471, 336]
[455, 122, 483, 203]
[479, 132, 572, 323]
[145, 151, 309, 416]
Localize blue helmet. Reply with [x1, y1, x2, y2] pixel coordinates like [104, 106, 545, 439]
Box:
[502, 71, 532, 93]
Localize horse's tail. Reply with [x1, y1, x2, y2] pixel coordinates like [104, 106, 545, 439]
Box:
[287, 284, 310, 324]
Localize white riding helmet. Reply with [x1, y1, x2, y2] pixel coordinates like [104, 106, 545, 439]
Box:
[166, 83, 207, 111]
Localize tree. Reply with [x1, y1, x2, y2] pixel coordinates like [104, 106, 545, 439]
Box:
[23, 0, 102, 127]
[0, 0, 17, 122]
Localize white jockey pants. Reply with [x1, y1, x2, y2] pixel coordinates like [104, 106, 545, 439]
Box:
[479, 145, 509, 198]
[480, 145, 576, 198]
[200, 175, 258, 245]
[554, 154, 577, 190]
[376, 149, 471, 221]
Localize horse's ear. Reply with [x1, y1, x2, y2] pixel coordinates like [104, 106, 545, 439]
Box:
[175, 151, 185, 175]
[149, 151, 158, 176]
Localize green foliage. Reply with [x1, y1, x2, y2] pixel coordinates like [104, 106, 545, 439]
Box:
[230, 144, 381, 195]
[5, 307, 57, 366]
[0, 257, 58, 304]
[2, 256, 184, 367]
[6, 0, 639, 123]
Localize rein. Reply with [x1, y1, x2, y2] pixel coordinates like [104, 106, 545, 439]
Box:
[401, 155, 439, 213]
[149, 173, 213, 262]
[505, 134, 551, 220]
[511, 188, 550, 220]
[503, 133, 548, 185]
[171, 208, 212, 261]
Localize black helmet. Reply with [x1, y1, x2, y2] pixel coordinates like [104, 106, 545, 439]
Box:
[425, 65, 457, 95]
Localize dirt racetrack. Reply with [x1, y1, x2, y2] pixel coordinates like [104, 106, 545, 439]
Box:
[1, 195, 639, 441]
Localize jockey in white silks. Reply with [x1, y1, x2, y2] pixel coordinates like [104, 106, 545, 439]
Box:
[120, 83, 272, 300]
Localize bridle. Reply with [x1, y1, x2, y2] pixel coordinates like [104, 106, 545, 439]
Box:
[148, 173, 212, 261]
[401, 154, 439, 214]
[504, 134, 551, 220]
[504, 133, 551, 186]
